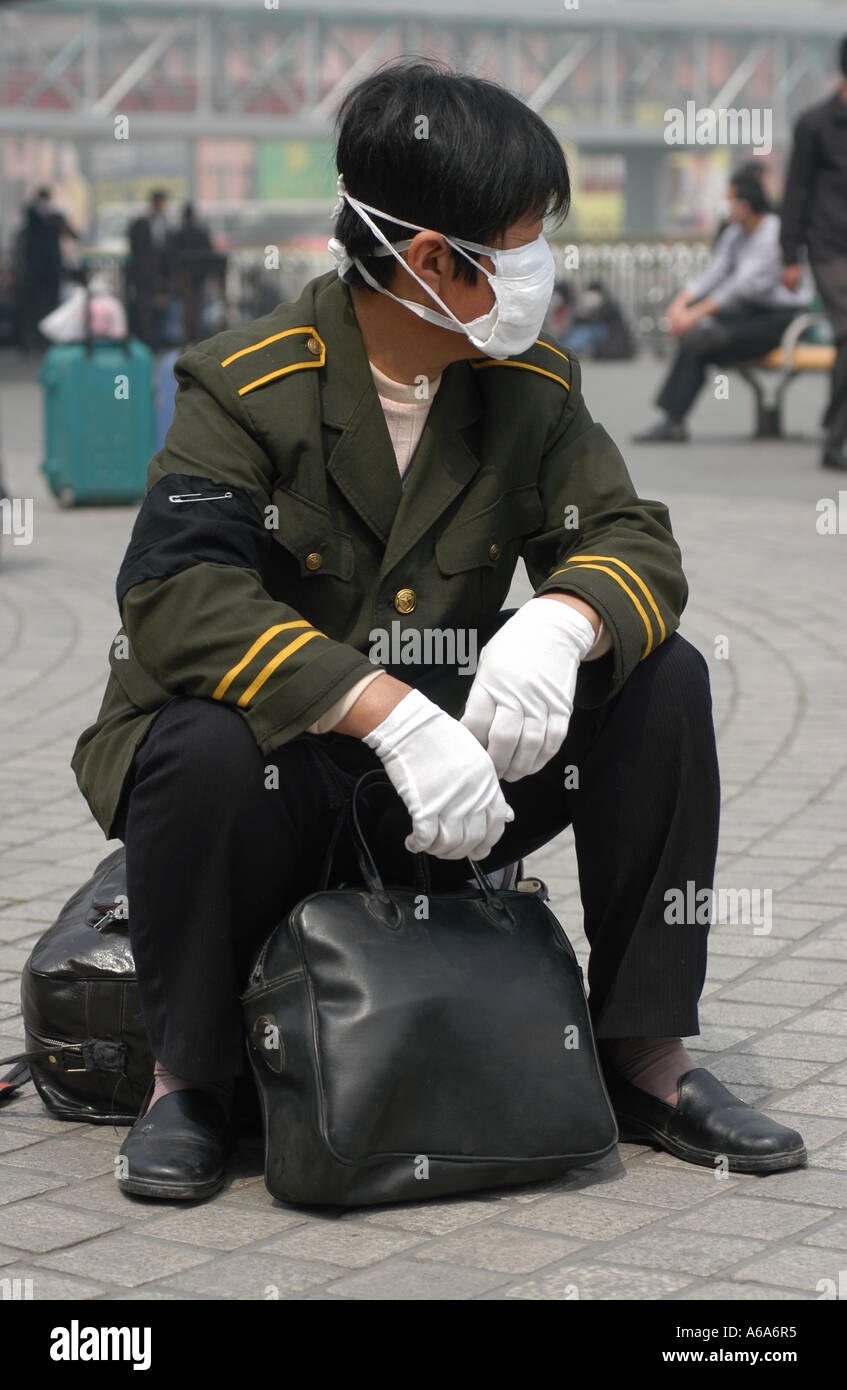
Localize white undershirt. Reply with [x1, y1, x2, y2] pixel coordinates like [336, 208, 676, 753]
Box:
[306, 360, 441, 732]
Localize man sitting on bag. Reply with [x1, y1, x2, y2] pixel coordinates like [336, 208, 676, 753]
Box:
[72, 62, 805, 1199]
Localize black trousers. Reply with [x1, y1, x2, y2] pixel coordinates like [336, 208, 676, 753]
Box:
[656, 305, 797, 422]
[811, 257, 847, 455]
[112, 634, 720, 1089]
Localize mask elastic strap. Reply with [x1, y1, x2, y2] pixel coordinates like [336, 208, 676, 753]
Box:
[339, 189, 492, 331]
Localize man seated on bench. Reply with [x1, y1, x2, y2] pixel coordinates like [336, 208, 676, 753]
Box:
[633, 172, 811, 443]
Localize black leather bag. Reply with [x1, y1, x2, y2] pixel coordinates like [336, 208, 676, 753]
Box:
[243, 770, 618, 1207]
[11, 848, 153, 1122]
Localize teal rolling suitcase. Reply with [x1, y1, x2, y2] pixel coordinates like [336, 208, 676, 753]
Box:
[39, 335, 155, 507]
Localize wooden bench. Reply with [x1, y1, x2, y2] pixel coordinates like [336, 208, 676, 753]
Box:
[735, 313, 835, 438]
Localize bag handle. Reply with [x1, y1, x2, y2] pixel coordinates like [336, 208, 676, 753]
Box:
[349, 770, 515, 928]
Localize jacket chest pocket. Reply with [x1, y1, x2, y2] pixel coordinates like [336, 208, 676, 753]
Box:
[435, 484, 545, 578]
[269, 488, 355, 581]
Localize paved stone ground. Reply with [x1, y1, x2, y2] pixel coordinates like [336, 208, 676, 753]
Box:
[0, 347, 845, 1302]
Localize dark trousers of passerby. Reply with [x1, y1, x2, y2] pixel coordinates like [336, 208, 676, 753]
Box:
[111, 633, 720, 1092]
[127, 276, 168, 350]
[656, 305, 797, 422]
[20, 269, 60, 348]
[810, 258, 847, 463]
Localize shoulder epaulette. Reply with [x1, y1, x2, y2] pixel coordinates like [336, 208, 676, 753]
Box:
[469, 337, 571, 392]
[219, 325, 325, 397]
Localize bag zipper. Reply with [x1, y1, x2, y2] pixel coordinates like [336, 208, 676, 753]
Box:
[27, 1031, 88, 1072]
[88, 904, 128, 930]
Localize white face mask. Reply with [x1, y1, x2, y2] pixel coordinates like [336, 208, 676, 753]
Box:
[328, 177, 555, 360]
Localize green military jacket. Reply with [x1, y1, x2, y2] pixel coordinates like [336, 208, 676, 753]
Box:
[72, 269, 688, 838]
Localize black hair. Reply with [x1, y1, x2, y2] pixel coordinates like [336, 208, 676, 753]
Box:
[729, 173, 769, 215]
[840, 35, 847, 77]
[333, 59, 570, 292]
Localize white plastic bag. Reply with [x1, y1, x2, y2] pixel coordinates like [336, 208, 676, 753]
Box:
[39, 281, 127, 342]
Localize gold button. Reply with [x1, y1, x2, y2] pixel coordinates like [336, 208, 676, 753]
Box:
[394, 587, 416, 614]
[306, 336, 322, 356]
[305, 551, 323, 570]
[488, 542, 501, 561]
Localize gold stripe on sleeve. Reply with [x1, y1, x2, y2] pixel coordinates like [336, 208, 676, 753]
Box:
[212, 621, 313, 701]
[237, 630, 326, 707]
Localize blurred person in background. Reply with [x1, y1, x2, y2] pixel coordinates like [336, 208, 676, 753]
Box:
[18, 186, 79, 350]
[564, 279, 636, 360]
[633, 172, 810, 443]
[781, 35, 847, 471]
[543, 278, 575, 344]
[170, 202, 215, 346]
[126, 189, 173, 349]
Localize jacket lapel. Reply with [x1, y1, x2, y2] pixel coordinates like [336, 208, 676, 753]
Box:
[312, 273, 485, 565]
[378, 359, 483, 579]
[314, 275, 402, 542]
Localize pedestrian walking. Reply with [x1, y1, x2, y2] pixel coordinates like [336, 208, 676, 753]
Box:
[781, 35, 847, 470]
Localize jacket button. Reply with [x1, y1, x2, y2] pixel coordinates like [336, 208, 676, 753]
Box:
[488, 542, 501, 561]
[306, 336, 322, 356]
[394, 587, 416, 614]
[305, 551, 323, 570]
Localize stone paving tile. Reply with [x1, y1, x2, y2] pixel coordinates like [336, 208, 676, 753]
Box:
[594, 1229, 768, 1276]
[410, 1223, 585, 1274]
[499, 1193, 664, 1240]
[135, 1203, 307, 1249]
[0, 1133, 117, 1179]
[0, 1265, 107, 1299]
[156, 1252, 344, 1300]
[317, 1258, 510, 1300]
[0, 1198, 122, 1252]
[666, 1196, 832, 1240]
[350, 1197, 510, 1236]
[35, 1233, 217, 1288]
[40, 1175, 185, 1222]
[497, 1263, 694, 1300]
[0, 1127, 48, 1156]
[700, 1002, 802, 1029]
[0, 1167, 67, 1204]
[740, 1035, 847, 1063]
[703, 1054, 825, 1089]
[785, 1011, 847, 1037]
[760, 959, 847, 985]
[727, 1245, 845, 1295]
[258, 1222, 425, 1269]
[776, 1085, 847, 1118]
[718, 980, 835, 1007]
[557, 1163, 741, 1209]
[809, 1138, 847, 1172]
[674, 1281, 809, 1301]
[800, 1214, 847, 1249]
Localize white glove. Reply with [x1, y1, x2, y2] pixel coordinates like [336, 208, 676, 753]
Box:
[460, 598, 597, 782]
[362, 688, 514, 860]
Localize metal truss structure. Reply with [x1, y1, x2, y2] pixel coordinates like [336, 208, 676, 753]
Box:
[0, 0, 843, 145]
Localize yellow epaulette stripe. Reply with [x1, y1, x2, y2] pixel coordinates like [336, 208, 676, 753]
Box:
[548, 561, 655, 657]
[212, 620, 313, 701]
[562, 554, 666, 644]
[534, 338, 571, 365]
[469, 360, 570, 391]
[238, 630, 325, 707]
[220, 326, 318, 368]
[220, 326, 326, 396]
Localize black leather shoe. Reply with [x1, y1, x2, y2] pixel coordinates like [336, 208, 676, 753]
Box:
[117, 1089, 232, 1200]
[605, 1067, 807, 1174]
[631, 419, 689, 443]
